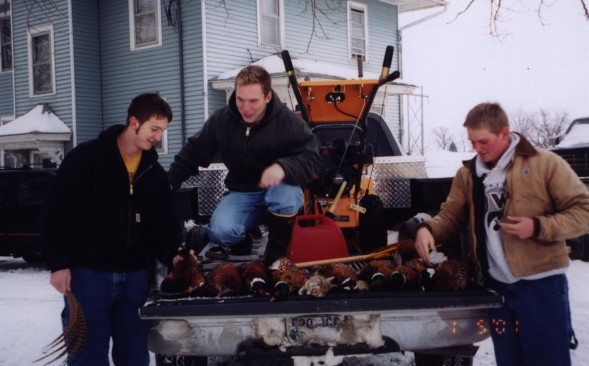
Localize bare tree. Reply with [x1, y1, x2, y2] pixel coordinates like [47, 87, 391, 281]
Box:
[453, 0, 589, 37]
[510, 109, 570, 148]
[432, 127, 455, 150]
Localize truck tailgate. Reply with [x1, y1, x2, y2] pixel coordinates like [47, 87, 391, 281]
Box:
[140, 289, 502, 357]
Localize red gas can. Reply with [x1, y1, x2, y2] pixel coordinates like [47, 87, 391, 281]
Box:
[287, 215, 349, 263]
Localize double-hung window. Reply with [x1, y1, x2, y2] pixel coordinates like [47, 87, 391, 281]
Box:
[348, 2, 367, 61]
[258, 0, 284, 49]
[1, 1, 12, 72]
[28, 25, 55, 96]
[129, 0, 162, 50]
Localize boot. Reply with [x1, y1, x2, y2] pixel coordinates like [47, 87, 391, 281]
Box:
[185, 224, 209, 255]
[264, 213, 296, 266]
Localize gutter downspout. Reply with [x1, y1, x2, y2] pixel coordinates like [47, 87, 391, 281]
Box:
[178, 1, 186, 144]
[68, 0, 77, 146]
[201, 0, 209, 124]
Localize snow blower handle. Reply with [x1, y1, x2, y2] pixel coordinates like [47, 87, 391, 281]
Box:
[281, 50, 310, 122]
[379, 45, 394, 81]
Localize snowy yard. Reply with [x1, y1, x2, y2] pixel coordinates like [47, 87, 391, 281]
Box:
[0, 256, 587, 366]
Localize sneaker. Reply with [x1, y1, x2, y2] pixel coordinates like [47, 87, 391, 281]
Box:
[205, 245, 230, 260]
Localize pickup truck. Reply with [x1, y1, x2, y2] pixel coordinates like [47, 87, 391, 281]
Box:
[141, 225, 502, 366]
[0, 167, 55, 263]
[139, 129, 503, 365]
[550, 117, 589, 261]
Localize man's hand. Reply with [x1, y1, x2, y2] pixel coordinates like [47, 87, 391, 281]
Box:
[498, 215, 534, 239]
[415, 227, 437, 265]
[259, 163, 285, 188]
[50, 269, 71, 294]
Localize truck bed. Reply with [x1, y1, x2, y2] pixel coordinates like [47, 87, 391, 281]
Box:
[140, 288, 502, 358]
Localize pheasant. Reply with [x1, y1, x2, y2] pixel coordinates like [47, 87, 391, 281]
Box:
[428, 259, 471, 291]
[358, 259, 396, 291]
[237, 261, 271, 296]
[315, 263, 369, 292]
[268, 257, 309, 301]
[160, 245, 205, 295]
[205, 263, 243, 297]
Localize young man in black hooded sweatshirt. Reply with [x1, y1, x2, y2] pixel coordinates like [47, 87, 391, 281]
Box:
[42, 93, 183, 365]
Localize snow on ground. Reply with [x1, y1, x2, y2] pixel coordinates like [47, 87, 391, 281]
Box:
[0, 256, 587, 366]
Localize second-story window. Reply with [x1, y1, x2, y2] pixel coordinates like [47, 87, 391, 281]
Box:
[258, 0, 283, 48]
[348, 2, 367, 61]
[28, 26, 55, 96]
[129, 0, 162, 50]
[0, 1, 12, 72]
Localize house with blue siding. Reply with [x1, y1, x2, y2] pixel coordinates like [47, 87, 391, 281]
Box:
[0, 0, 444, 168]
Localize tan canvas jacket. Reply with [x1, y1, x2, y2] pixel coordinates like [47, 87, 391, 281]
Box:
[425, 134, 589, 278]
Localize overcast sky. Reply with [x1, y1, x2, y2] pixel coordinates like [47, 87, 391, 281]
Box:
[399, 0, 589, 150]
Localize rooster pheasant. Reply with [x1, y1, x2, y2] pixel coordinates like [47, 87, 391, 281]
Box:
[315, 263, 369, 292]
[205, 263, 243, 297]
[160, 245, 205, 295]
[268, 257, 309, 301]
[237, 261, 271, 296]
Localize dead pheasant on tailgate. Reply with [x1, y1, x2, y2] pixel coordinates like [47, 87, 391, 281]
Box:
[358, 259, 396, 291]
[315, 263, 369, 292]
[268, 257, 309, 301]
[205, 263, 243, 297]
[237, 261, 271, 296]
[427, 259, 471, 291]
[160, 245, 205, 295]
[389, 263, 422, 291]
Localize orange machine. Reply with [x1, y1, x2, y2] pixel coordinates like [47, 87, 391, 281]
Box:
[282, 47, 400, 248]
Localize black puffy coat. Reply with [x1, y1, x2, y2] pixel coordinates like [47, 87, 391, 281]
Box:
[167, 90, 320, 192]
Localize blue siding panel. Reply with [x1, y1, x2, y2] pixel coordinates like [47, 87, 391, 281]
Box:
[72, 0, 103, 143]
[0, 73, 13, 116]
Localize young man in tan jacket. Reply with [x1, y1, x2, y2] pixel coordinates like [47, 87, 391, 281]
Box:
[415, 102, 589, 366]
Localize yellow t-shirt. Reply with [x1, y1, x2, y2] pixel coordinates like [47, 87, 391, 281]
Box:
[120, 149, 142, 183]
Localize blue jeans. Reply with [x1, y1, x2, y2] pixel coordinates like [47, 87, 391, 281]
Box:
[487, 274, 574, 366]
[206, 182, 303, 246]
[63, 268, 150, 366]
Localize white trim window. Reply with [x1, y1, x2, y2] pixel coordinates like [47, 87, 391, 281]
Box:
[1, 1, 12, 72]
[348, 2, 368, 61]
[129, 0, 162, 50]
[28, 25, 55, 96]
[154, 129, 168, 155]
[258, 0, 284, 49]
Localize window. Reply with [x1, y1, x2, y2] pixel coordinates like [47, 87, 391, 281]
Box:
[258, 0, 284, 48]
[348, 2, 367, 61]
[0, 1, 12, 72]
[129, 0, 162, 50]
[28, 25, 55, 96]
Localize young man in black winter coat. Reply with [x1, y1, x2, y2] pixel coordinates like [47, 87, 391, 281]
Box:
[42, 93, 184, 365]
[167, 65, 320, 264]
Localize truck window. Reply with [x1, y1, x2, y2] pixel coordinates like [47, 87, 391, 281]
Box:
[18, 174, 53, 205]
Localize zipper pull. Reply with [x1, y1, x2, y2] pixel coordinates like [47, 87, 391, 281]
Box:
[130, 182, 134, 195]
[246, 126, 251, 136]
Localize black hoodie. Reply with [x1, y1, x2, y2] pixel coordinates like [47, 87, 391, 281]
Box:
[42, 125, 180, 273]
